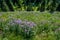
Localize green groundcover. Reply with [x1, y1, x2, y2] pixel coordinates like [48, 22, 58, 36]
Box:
[0, 11, 60, 40]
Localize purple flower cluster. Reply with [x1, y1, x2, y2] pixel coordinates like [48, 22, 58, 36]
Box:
[8, 19, 36, 37]
[8, 19, 36, 29]
[23, 21, 36, 28]
[21, 21, 36, 36]
[8, 19, 22, 26]
[10, 19, 36, 28]
[14, 19, 22, 24]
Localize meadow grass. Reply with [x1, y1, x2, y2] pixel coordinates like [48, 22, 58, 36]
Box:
[0, 11, 60, 40]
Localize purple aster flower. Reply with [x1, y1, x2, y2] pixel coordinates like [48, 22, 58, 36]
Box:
[14, 19, 22, 24]
[27, 22, 36, 28]
[29, 22, 36, 27]
[23, 21, 36, 28]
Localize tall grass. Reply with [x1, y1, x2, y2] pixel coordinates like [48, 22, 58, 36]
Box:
[0, 0, 60, 12]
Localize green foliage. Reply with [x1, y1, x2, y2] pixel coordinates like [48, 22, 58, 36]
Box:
[0, 11, 60, 40]
[0, 0, 60, 12]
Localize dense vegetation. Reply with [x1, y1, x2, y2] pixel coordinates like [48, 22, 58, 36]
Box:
[0, 11, 60, 40]
[0, 0, 60, 12]
[0, 0, 60, 40]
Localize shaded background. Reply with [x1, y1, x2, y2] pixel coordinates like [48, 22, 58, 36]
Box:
[0, 0, 60, 12]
